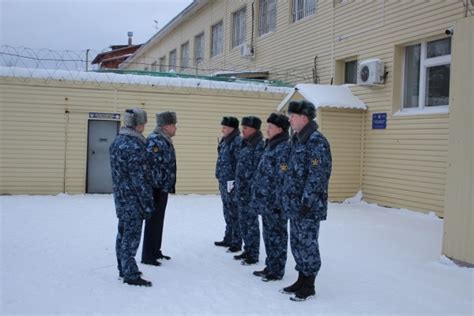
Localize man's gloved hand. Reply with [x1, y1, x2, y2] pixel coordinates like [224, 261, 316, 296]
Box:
[273, 208, 282, 215]
[299, 205, 311, 217]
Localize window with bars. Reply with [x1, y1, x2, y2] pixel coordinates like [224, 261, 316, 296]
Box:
[169, 49, 177, 72]
[211, 21, 223, 57]
[180, 42, 189, 71]
[232, 7, 247, 48]
[402, 37, 451, 111]
[258, 0, 276, 36]
[194, 33, 204, 65]
[292, 0, 316, 22]
[151, 61, 157, 72]
[159, 56, 166, 72]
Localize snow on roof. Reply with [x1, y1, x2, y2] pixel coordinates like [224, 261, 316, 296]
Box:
[277, 83, 367, 111]
[0, 67, 292, 94]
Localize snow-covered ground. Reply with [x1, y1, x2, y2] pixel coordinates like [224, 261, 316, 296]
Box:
[1, 194, 472, 315]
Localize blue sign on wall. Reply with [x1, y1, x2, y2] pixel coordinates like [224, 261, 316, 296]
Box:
[372, 113, 387, 129]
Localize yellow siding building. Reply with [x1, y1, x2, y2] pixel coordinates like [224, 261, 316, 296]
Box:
[0, 71, 289, 195]
[119, 0, 473, 264]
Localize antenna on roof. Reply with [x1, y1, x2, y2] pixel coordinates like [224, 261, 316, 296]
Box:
[153, 20, 159, 31]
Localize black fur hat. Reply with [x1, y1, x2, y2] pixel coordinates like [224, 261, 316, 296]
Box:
[241, 116, 262, 130]
[267, 113, 289, 131]
[287, 100, 316, 120]
[220, 116, 239, 129]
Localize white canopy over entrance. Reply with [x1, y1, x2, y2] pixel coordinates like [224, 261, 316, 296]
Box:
[277, 84, 366, 111]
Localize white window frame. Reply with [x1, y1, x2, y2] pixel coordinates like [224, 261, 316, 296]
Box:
[232, 7, 247, 48]
[194, 33, 204, 65]
[169, 49, 177, 72]
[258, 0, 276, 37]
[159, 56, 166, 72]
[180, 41, 189, 71]
[400, 37, 451, 115]
[211, 21, 224, 58]
[292, 0, 316, 23]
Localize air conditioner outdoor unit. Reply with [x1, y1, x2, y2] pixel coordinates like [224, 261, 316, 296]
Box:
[240, 43, 254, 57]
[357, 58, 384, 85]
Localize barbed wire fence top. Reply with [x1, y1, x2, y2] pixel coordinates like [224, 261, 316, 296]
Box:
[0, 45, 294, 95]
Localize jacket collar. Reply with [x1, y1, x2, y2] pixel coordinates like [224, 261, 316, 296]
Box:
[267, 132, 289, 150]
[221, 128, 240, 144]
[152, 127, 173, 145]
[119, 126, 146, 144]
[293, 120, 318, 144]
[243, 131, 263, 147]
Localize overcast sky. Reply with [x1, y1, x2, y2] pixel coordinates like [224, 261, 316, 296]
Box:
[0, 0, 193, 53]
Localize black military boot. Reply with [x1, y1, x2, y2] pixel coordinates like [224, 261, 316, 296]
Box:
[233, 252, 248, 260]
[290, 275, 316, 301]
[123, 277, 152, 287]
[252, 267, 268, 277]
[227, 245, 242, 253]
[214, 240, 230, 247]
[241, 257, 258, 265]
[156, 251, 171, 260]
[280, 272, 304, 294]
[141, 259, 162, 266]
[262, 273, 283, 282]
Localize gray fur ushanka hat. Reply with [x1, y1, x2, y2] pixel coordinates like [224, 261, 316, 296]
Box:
[156, 111, 177, 127]
[123, 108, 148, 127]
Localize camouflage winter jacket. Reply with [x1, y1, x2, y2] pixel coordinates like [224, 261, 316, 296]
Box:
[282, 121, 332, 221]
[215, 128, 241, 182]
[252, 132, 290, 214]
[110, 127, 154, 220]
[234, 131, 265, 204]
[147, 129, 177, 194]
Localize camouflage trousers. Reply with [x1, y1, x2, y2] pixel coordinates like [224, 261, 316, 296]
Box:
[238, 201, 260, 260]
[289, 218, 321, 277]
[219, 181, 242, 247]
[116, 218, 143, 280]
[262, 210, 288, 278]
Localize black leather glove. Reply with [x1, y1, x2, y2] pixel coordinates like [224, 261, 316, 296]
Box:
[273, 208, 282, 214]
[299, 205, 311, 217]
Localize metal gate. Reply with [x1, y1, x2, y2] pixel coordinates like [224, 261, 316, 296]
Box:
[86, 120, 119, 193]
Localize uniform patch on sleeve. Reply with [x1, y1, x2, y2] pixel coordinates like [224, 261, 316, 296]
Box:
[280, 163, 288, 172]
[153, 146, 160, 153]
[311, 158, 319, 166]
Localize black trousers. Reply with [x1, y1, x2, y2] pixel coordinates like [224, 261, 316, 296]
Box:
[142, 189, 169, 261]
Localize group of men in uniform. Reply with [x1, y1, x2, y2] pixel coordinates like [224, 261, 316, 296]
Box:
[108, 99, 332, 302]
[215, 100, 332, 301]
[110, 108, 177, 287]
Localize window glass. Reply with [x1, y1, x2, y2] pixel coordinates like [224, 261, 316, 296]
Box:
[344, 60, 357, 84]
[425, 64, 450, 107]
[211, 21, 223, 57]
[232, 8, 246, 48]
[194, 33, 204, 65]
[259, 0, 276, 36]
[403, 44, 421, 109]
[426, 38, 451, 58]
[181, 42, 189, 70]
